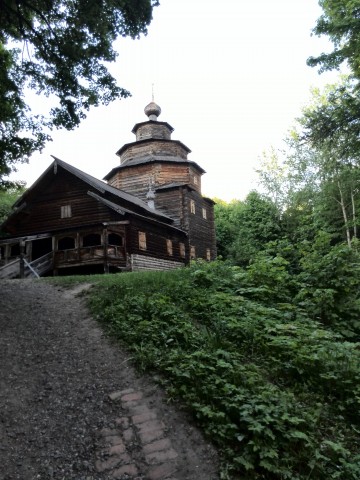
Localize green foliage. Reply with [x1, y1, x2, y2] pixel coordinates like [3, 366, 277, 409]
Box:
[0, 184, 25, 225]
[213, 198, 243, 259]
[254, 79, 360, 248]
[308, 1, 360, 79]
[295, 232, 360, 339]
[74, 261, 360, 480]
[300, 78, 360, 164]
[214, 192, 282, 266]
[0, 0, 158, 186]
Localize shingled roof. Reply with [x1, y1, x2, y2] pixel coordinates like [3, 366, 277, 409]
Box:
[9, 157, 175, 225]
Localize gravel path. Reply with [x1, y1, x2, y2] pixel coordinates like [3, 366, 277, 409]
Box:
[0, 280, 219, 480]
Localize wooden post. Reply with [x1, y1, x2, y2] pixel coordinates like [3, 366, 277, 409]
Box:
[103, 228, 109, 273]
[19, 239, 25, 278]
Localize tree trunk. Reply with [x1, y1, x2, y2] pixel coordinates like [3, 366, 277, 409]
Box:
[338, 181, 352, 248]
[351, 187, 357, 240]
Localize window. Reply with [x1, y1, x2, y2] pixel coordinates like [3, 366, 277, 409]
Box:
[202, 208, 207, 219]
[166, 239, 173, 256]
[108, 233, 123, 246]
[190, 200, 196, 214]
[61, 205, 72, 218]
[193, 175, 198, 185]
[179, 242, 186, 258]
[83, 233, 101, 247]
[138, 231, 147, 251]
[206, 248, 211, 261]
[190, 245, 196, 259]
[58, 236, 75, 250]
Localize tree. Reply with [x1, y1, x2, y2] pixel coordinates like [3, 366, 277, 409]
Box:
[307, 0, 360, 77]
[0, 0, 158, 187]
[256, 147, 290, 210]
[0, 183, 25, 225]
[298, 80, 360, 246]
[213, 198, 244, 259]
[214, 191, 282, 266]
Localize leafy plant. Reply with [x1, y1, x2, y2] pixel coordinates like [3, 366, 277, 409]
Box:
[61, 260, 360, 479]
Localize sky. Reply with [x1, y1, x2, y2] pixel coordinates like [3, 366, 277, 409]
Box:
[9, 0, 341, 201]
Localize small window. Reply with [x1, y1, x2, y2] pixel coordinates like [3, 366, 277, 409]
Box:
[202, 208, 207, 219]
[61, 205, 72, 218]
[108, 233, 123, 246]
[206, 248, 211, 261]
[190, 245, 196, 259]
[193, 175, 198, 185]
[166, 239, 173, 256]
[179, 242, 186, 258]
[190, 200, 196, 214]
[139, 231, 147, 251]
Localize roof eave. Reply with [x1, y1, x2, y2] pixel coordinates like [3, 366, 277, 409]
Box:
[116, 138, 191, 157]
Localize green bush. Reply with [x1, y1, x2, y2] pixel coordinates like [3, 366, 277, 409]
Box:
[82, 260, 360, 480]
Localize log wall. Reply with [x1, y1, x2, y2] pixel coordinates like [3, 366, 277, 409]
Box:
[131, 254, 184, 271]
[7, 170, 119, 236]
[119, 140, 188, 163]
[107, 163, 201, 199]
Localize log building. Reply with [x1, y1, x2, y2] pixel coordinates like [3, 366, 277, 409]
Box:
[0, 101, 216, 277]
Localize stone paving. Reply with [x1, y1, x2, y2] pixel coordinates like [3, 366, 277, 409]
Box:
[96, 388, 182, 479]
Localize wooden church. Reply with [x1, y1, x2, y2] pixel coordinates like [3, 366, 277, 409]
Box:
[0, 101, 216, 277]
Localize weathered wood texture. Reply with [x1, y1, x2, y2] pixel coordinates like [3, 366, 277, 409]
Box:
[185, 190, 216, 261]
[107, 163, 202, 199]
[127, 218, 187, 265]
[133, 122, 172, 141]
[6, 170, 120, 236]
[119, 139, 189, 163]
[131, 254, 183, 271]
[155, 188, 184, 228]
[0, 258, 20, 279]
[154, 187, 216, 261]
[53, 225, 127, 270]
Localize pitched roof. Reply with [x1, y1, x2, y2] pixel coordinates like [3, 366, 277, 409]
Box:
[116, 138, 191, 157]
[13, 156, 173, 223]
[88, 191, 187, 234]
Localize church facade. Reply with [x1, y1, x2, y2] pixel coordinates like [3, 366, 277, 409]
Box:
[0, 102, 216, 277]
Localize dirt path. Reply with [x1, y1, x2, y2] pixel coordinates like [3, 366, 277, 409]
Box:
[0, 280, 219, 480]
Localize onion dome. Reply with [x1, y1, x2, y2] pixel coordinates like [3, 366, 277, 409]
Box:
[144, 101, 161, 121]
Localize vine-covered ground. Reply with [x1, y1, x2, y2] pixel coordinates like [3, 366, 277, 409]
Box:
[82, 261, 360, 480]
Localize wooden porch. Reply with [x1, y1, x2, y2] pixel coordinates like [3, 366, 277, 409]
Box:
[0, 224, 129, 278]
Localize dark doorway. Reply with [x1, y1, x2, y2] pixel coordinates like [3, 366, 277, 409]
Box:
[32, 237, 52, 260]
[10, 244, 20, 256]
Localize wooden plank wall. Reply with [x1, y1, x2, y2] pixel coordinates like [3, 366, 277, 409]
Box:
[6, 170, 119, 236]
[127, 218, 187, 265]
[134, 123, 172, 141]
[186, 190, 216, 260]
[120, 140, 188, 164]
[131, 254, 183, 271]
[108, 163, 202, 200]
